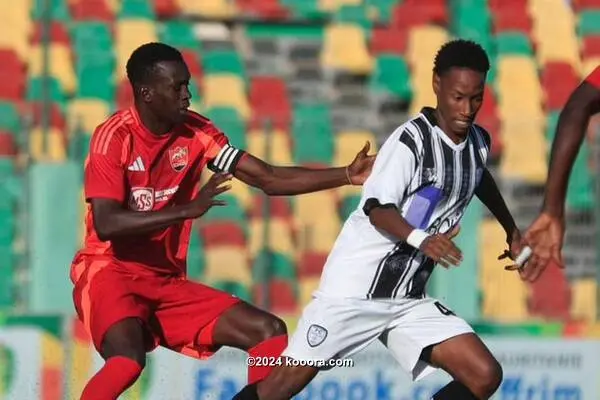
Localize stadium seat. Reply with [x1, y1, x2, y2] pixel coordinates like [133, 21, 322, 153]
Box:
[71, 22, 113, 52]
[254, 250, 296, 282]
[295, 191, 339, 251]
[29, 127, 68, 162]
[205, 107, 247, 149]
[28, 44, 77, 95]
[578, 10, 600, 36]
[249, 76, 291, 131]
[570, 278, 597, 322]
[115, 19, 158, 80]
[500, 119, 547, 183]
[187, 228, 205, 280]
[29, 102, 67, 130]
[281, 0, 322, 19]
[542, 62, 579, 111]
[159, 21, 197, 50]
[573, 0, 600, 11]
[582, 57, 600, 78]
[202, 75, 251, 121]
[32, 0, 71, 21]
[492, 6, 532, 34]
[582, 36, 600, 58]
[212, 280, 251, 302]
[154, 0, 180, 17]
[339, 194, 361, 221]
[0, 103, 21, 136]
[0, 50, 24, 101]
[266, 278, 298, 314]
[0, 2, 30, 61]
[298, 251, 327, 277]
[202, 50, 246, 82]
[71, 0, 114, 21]
[30, 21, 70, 45]
[333, 4, 371, 31]
[119, 0, 155, 19]
[292, 103, 334, 166]
[249, 219, 296, 259]
[391, 0, 448, 28]
[250, 195, 292, 221]
[247, 129, 293, 166]
[566, 143, 594, 210]
[299, 277, 319, 307]
[370, 27, 408, 55]
[68, 99, 111, 134]
[236, 0, 289, 20]
[495, 32, 533, 56]
[318, 0, 361, 13]
[321, 24, 373, 74]
[202, 194, 247, 225]
[75, 62, 115, 102]
[369, 54, 412, 102]
[200, 170, 253, 211]
[174, 0, 238, 18]
[528, 261, 571, 320]
[205, 246, 251, 285]
[0, 130, 16, 157]
[27, 77, 67, 109]
[334, 130, 376, 168]
[200, 221, 246, 248]
[0, 249, 14, 307]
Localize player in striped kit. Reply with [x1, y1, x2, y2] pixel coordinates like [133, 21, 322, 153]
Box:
[235, 39, 523, 400]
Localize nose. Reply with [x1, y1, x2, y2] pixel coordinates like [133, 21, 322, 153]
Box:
[461, 100, 474, 118]
[182, 85, 191, 102]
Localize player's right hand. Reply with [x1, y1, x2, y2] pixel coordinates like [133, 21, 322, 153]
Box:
[420, 234, 463, 268]
[187, 173, 232, 218]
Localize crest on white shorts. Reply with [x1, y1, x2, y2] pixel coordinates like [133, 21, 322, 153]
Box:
[307, 324, 328, 347]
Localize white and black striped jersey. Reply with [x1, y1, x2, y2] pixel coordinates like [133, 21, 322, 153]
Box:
[315, 107, 490, 300]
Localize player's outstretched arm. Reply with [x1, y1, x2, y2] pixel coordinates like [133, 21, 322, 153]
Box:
[475, 168, 521, 256]
[232, 142, 375, 196]
[91, 173, 232, 241]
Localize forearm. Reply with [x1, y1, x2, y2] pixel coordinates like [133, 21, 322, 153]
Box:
[543, 108, 589, 217]
[262, 165, 350, 196]
[96, 205, 192, 240]
[368, 206, 416, 242]
[475, 170, 517, 239]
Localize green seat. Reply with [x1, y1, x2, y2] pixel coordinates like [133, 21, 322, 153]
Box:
[203, 194, 247, 225]
[188, 79, 202, 106]
[187, 228, 205, 280]
[0, 209, 14, 246]
[545, 111, 560, 143]
[334, 5, 372, 32]
[0, 159, 14, 178]
[369, 54, 412, 101]
[566, 144, 594, 211]
[253, 250, 296, 282]
[0, 103, 21, 135]
[292, 103, 334, 165]
[159, 21, 198, 50]
[0, 249, 14, 307]
[205, 107, 247, 149]
[76, 64, 114, 101]
[32, 0, 70, 21]
[280, 0, 324, 19]
[579, 10, 600, 36]
[27, 77, 66, 108]
[212, 280, 251, 302]
[495, 32, 533, 56]
[119, 0, 155, 19]
[367, 0, 397, 24]
[72, 22, 113, 49]
[202, 50, 246, 81]
[339, 195, 361, 221]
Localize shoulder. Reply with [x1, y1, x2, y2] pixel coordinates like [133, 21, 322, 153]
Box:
[471, 123, 491, 149]
[387, 117, 427, 159]
[90, 110, 131, 155]
[183, 110, 221, 137]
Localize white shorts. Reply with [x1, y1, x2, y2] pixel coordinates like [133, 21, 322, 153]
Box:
[282, 295, 474, 381]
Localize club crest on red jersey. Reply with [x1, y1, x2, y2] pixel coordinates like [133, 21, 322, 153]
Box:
[169, 146, 189, 172]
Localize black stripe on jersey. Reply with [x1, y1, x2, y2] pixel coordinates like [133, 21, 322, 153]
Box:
[413, 118, 434, 170]
[368, 242, 419, 299]
[406, 258, 435, 299]
[398, 129, 419, 160]
[458, 142, 472, 201]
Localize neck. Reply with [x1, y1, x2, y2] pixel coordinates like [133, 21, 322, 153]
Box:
[135, 102, 172, 136]
[434, 108, 465, 144]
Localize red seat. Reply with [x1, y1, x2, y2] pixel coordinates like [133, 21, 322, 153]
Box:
[253, 279, 297, 314]
[392, 0, 448, 28]
[528, 261, 571, 320]
[488, 0, 528, 14]
[0, 131, 17, 156]
[116, 80, 133, 110]
[181, 50, 203, 82]
[249, 195, 292, 220]
[28, 102, 66, 129]
[249, 76, 291, 131]
[478, 86, 502, 158]
[153, 0, 180, 18]
[492, 8, 532, 35]
[31, 21, 71, 45]
[200, 222, 246, 248]
[572, 0, 600, 11]
[298, 251, 327, 277]
[582, 36, 600, 58]
[0, 51, 25, 101]
[370, 27, 408, 55]
[542, 62, 579, 110]
[71, 0, 113, 21]
[236, 0, 289, 19]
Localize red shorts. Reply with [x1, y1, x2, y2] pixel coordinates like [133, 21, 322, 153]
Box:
[71, 255, 241, 359]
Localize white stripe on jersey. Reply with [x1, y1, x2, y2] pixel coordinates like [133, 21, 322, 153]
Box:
[314, 107, 490, 301]
[208, 143, 244, 173]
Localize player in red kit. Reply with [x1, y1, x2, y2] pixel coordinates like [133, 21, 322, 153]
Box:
[71, 42, 375, 400]
[510, 66, 600, 280]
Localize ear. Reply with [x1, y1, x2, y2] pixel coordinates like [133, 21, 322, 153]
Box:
[139, 85, 153, 103]
[432, 73, 441, 96]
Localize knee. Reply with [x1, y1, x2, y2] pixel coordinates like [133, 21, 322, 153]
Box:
[256, 315, 287, 341]
[472, 358, 502, 398]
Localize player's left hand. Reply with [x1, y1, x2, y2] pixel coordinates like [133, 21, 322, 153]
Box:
[498, 229, 524, 271]
[346, 141, 376, 185]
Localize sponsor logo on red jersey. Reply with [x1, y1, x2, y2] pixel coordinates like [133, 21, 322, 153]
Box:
[129, 187, 155, 211]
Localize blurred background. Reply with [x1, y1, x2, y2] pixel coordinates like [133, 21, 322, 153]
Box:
[1, 0, 600, 398]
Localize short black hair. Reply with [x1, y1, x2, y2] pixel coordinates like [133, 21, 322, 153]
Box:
[433, 39, 490, 76]
[126, 42, 184, 88]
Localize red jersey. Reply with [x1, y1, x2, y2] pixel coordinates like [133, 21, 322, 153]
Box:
[585, 66, 600, 88]
[75, 107, 245, 276]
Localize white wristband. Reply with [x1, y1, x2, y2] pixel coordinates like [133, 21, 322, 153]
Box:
[406, 229, 430, 250]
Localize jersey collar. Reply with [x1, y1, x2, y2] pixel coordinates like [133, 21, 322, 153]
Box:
[419, 107, 468, 151]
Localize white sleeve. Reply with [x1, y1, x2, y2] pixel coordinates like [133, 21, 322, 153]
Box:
[361, 128, 418, 215]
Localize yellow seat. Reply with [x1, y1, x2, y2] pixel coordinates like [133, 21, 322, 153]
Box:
[334, 130, 377, 167]
[536, 37, 580, 69]
[582, 57, 600, 78]
[407, 26, 449, 67]
[105, 0, 119, 13]
[321, 24, 373, 74]
[30, 127, 67, 162]
[200, 170, 252, 211]
[302, 219, 341, 253]
[247, 129, 293, 166]
[295, 192, 339, 252]
[205, 246, 251, 285]
[174, 0, 238, 18]
[299, 277, 320, 308]
[28, 44, 76, 94]
[69, 99, 111, 134]
[570, 279, 597, 322]
[480, 220, 529, 321]
[409, 91, 437, 117]
[249, 219, 296, 259]
[500, 119, 547, 183]
[115, 20, 158, 79]
[318, 0, 362, 12]
[0, 4, 30, 60]
[202, 75, 251, 121]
